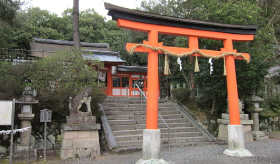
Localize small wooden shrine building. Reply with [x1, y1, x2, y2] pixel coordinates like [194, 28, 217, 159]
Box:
[30, 37, 153, 97]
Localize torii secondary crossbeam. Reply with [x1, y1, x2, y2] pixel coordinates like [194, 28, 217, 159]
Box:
[105, 3, 257, 162]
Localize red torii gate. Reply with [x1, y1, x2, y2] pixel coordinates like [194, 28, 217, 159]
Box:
[105, 3, 257, 162]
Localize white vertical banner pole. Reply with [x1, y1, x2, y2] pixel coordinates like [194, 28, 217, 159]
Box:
[9, 99, 15, 164]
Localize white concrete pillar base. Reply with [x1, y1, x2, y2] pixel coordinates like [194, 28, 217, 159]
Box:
[142, 129, 161, 160]
[224, 125, 253, 157]
[223, 148, 253, 157]
[136, 158, 168, 164]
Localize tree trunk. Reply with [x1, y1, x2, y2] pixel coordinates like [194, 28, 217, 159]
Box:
[181, 62, 191, 89]
[210, 95, 216, 115]
[73, 0, 80, 50]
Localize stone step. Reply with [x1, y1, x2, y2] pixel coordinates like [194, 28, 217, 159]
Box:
[105, 110, 181, 115]
[112, 127, 198, 136]
[103, 98, 167, 104]
[106, 114, 184, 120]
[161, 132, 202, 138]
[101, 99, 213, 151]
[116, 141, 216, 152]
[117, 136, 207, 147]
[160, 127, 198, 133]
[161, 136, 207, 143]
[115, 132, 203, 141]
[103, 107, 176, 111]
[162, 141, 216, 148]
[103, 99, 145, 104]
[103, 103, 172, 108]
[108, 118, 188, 125]
[110, 123, 192, 131]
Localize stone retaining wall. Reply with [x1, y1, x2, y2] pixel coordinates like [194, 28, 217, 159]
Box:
[60, 130, 100, 160]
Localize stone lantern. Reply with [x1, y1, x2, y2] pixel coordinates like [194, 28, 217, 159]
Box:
[251, 96, 268, 140]
[16, 86, 38, 148]
[136, 76, 145, 90]
[136, 76, 145, 100]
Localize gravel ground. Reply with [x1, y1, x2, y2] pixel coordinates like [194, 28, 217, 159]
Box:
[60, 139, 280, 164]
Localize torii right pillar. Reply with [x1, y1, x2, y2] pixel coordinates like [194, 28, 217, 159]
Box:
[223, 39, 253, 157]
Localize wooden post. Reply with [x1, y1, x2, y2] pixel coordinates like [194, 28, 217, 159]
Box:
[107, 67, 113, 96]
[146, 30, 159, 129]
[73, 0, 80, 50]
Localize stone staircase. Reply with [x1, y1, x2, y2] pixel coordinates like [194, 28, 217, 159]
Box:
[100, 97, 216, 152]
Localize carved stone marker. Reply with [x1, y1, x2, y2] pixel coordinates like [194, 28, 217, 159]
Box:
[60, 88, 101, 160]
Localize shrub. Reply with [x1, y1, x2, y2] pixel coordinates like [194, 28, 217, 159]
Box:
[171, 87, 191, 103]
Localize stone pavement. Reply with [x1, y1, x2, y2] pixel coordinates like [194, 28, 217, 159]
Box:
[90, 139, 280, 164]
[30, 139, 279, 164]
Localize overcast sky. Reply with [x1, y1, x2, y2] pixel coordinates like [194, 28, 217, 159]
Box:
[22, 0, 144, 20]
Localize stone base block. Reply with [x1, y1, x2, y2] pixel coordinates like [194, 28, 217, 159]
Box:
[142, 129, 161, 160]
[224, 125, 253, 157]
[252, 131, 266, 137]
[252, 131, 269, 141]
[254, 136, 269, 141]
[66, 116, 96, 124]
[60, 130, 100, 160]
[61, 146, 100, 160]
[136, 158, 168, 164]
[221, 113, 249, 120]
[14, 146, 37, 161]
[218, 123, 253, 142]
[63, 124, 100, 131]
[60, 149, 75, 160]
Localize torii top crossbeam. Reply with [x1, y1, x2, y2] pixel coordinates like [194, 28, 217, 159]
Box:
[105, 3, 257, 129]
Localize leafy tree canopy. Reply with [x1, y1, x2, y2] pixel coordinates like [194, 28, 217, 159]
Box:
[140, 0, 277, 113]
[0, 0, 21, 24]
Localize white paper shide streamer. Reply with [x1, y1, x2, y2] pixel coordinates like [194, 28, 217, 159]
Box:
[209, 58, 213, 74]
[0, 126, 31, 135]
[177, 57, 182, 71]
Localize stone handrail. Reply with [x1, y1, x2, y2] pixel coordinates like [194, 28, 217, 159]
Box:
[99, 104, 119, 149]
[172, 102, 216, 142]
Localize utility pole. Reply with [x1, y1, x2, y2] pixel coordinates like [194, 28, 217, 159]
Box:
[73, 0, 80, 50]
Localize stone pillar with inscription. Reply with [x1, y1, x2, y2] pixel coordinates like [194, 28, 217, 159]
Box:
[60, 88, 101, 160]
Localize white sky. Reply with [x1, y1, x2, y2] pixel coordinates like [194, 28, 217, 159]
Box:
[22, 0, 145, 20]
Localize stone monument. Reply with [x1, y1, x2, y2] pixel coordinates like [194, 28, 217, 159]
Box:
[251, 96, 269, 141]
[60, 87, 101, 160]
[218, 99, 253, 142]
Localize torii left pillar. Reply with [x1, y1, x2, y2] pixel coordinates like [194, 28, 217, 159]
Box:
[137, 30, 167, 164]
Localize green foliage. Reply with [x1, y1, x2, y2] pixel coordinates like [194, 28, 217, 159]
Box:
[0, 61, 30, 100]
[23, 50, 105, 140]
[0, 0, 21, 24]
[171, 87, 191, 103]
[261, 95, 280, 118]
[26, 50, 102, 101]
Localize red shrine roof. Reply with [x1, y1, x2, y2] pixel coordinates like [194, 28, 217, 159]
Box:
[104, 3, 258, 35]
